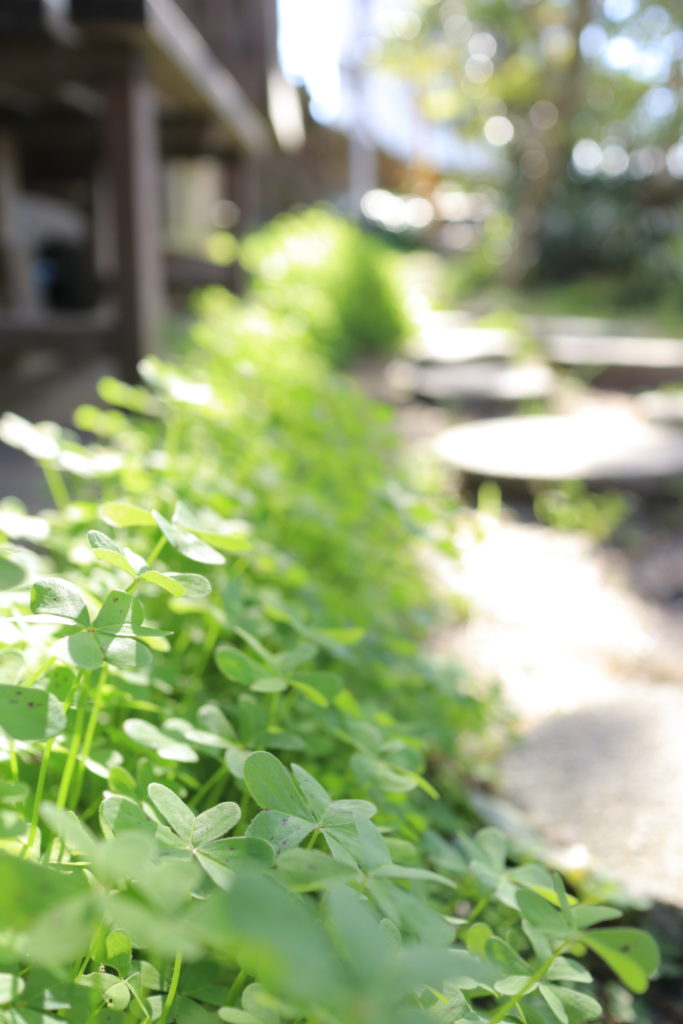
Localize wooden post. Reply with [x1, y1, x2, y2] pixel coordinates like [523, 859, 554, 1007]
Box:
[197, 0, 276, 228]
[0, 131, 36, 310]
[104, 49, 164, 382]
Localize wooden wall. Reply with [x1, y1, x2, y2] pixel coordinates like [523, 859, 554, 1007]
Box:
[175, 0, 277, 110]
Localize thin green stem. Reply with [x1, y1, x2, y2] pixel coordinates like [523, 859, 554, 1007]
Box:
[80, 795, 103, 823]
[8, 742, 19, 782]
[231, 786, 252, 836]
[33, 674, 85, 861]
[38, 459, 69, 510]
[56, 674, 91, 810]
[158, 952, 183, 1024]
[173, 629, 192, 658]
[73, 919, 107, 985]
[23, 657, 56, 689]
[70, 667, 108, 810]
[462, 893, 491, 930]
[147, 534, 167, 568]
[126, 534, 167, 594]
[72, 953, 91, 983]
[267, 692, 281, 728]
[305, 829, 319, 850]
[225, 968, 247, 1007]
[488, 946, 567, 1024]
[127, 981, 152, 1023]
[165, 416, 183, 463]
[195, 618, 220, 675]
[189, 763, 228, 810]
[23, 739, 53, 856]
[86, 998, 106, 1024]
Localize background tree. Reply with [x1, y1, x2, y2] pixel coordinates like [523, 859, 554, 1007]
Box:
[378, 0, 683, 287]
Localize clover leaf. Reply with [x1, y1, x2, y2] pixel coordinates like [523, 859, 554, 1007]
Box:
[0, 685, 66, 741]
[0, 554, 26, 591]
[244, 753, 384, 869]
[580, 927, 659, 995]
[31, 580, 163, 672]
[87, 531, 211, 598]
[152, 512, 225, 565]
[215, 636, 341, 708]
[143, 784, 273, 887]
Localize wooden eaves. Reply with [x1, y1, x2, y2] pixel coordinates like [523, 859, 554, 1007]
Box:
[70, 0, 272, 156]
[0, 0, 274, 382]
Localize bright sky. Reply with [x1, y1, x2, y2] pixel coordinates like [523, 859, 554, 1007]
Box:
[276, 0, 680, 178]
[276, 0, 496, 175]
[276, 0, 351, 124]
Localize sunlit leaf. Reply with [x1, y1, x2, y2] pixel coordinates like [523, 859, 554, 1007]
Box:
[164, 573, 212, 598]
[276, 848, 359, 891]
[244, 752, 312, 819]
[31, 578, 90, 626]
[0, 555, 25, 590]
[88, 531, 137, 575]
[147, 783, 194, 843]
[581, 927, 659, 994]
[0, 973, 24, 1006]
[192, 802, 241, 845]
[0, 684, 66, 740]
[123, 718, 198, 763]
[100, 502, 156, 527]
[216, 645, 265, 686]
[152, 512, 225, 565]
[52, 631, 103, 669]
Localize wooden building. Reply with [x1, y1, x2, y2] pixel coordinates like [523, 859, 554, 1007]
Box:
[0, 0, 276, 382]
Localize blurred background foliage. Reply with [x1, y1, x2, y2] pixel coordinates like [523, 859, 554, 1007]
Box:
[369, 0, 683, 313]
[240, 207, 412, 365]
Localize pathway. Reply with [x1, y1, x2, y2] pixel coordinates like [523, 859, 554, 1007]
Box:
[374, 287, 683, 909]
[426, 517, 683, 907]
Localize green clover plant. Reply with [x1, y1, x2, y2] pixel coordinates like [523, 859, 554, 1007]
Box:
[0, 231, 660, 1024]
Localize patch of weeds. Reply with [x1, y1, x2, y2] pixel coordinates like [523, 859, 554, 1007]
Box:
[240, 205, 411, 365]
[533, 480, 632, 542]
[0, 275, 659, 1023]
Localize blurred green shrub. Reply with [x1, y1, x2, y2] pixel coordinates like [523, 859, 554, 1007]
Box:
[533, 480, 631, 542]
[241, 206, 411, 365]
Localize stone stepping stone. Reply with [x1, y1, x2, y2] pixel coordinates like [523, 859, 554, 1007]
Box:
[544, 334, 683, 390]
[635, 388, 683, 426]
[527, 314, 644, 337]
[386, 360, 554, 409]
[433, 407, 683, 487]
[405, 325, 515, 365]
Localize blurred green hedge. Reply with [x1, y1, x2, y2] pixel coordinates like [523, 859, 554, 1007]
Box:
[240, 207, 411, 366]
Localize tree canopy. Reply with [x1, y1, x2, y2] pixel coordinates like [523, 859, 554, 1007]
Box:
[377, 0, 683, 285]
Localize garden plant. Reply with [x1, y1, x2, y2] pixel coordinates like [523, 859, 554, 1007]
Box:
[0, 275, 659, 1023]
[240, 206, 410, 365]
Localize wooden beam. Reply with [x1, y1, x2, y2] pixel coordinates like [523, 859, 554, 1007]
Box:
[0, 1, 46, 30]
[0, 131, 36, 310]
[103, 49, 164, 382]
[71, 0, 145, 20]
[70, 0, 272, 155]
[0, 1, 76, 44]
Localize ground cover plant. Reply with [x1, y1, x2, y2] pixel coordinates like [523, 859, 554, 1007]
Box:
[0, 285, 659, 1023]
[240, 206, 411, 365]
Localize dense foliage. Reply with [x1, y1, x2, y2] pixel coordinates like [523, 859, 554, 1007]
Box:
[0, 289, 658, 1023]
[381, 0, 683, 290]
[240, 207, 411, 365]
